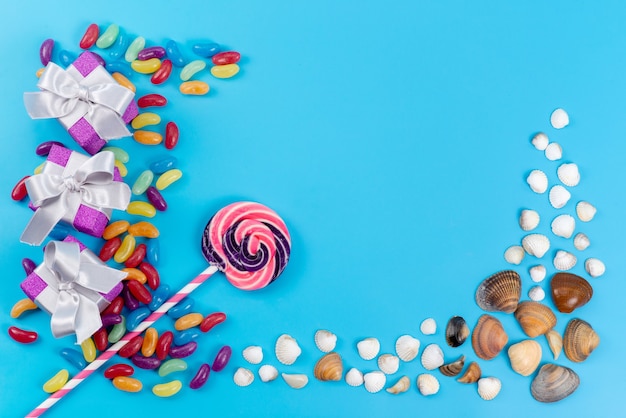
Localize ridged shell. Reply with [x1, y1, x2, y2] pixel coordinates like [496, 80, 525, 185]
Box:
[551, 214, 575, 239]
[528, 285, 545, 302]
[522, 234, 551, 258]
[471, 314, 508, 360]
[233, 367, 254, 386]
[576, 201, 597, 222]
[545, 142, 563, 161]
[508, 340, 542, 376]
[258, 365, 278, 382]
[526, 170, 548, 193]
[357, 338, 380, 360]
[417, 373, 440, 396]
[531, 132, 549, 151]
[585, 258, 605, 278]
[395, 334, 420, 362]
[282, 373, 308, 389]
[563, 318, 600, 363]
[457, 361, 481, 384]
[545, 329, 563, 360]
[529, 265, 547, 283]
[275, 334, 302, 365]
[504, 245, 525, 265]
[557, 163, 580, 187]
[314, 352, 343, 381]
[519, 209, 540, 231]
[573, 233, 590, 251]
[386, 376, 410, 394]
[550, 272, 593, 313]
[363, 371, 386, 393]
[421, 343, 444, 370]
[377, 354, 399, 375]
[550, 108, 569, 129]
[445, 316, 470, 347]
[549, 185, 571, 209]
[439, 355, 465, 377]
[531, 364, 580, 403]
[345, 368, 364, 387]
[314, 330, 337, 353]
[477, 377, 502, 400]
[553, 250, 577, 271]
[420, 318, 437, 335]
[242, 346, 263, 365]
[514, 301, 557, 338]
[475, 270, 521, 314]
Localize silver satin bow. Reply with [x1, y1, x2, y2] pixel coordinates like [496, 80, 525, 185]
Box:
[23, 62, 134, 139]
[44, 241, 127, 343]
[20, 151, 131, 245]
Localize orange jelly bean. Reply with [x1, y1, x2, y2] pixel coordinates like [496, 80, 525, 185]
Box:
[112, 376, 142, 392]
[121, 267, 147, 284]
[102, 220, 130, 240]
[114, 234, 136, 263]
[179, 81, 209, 95]
[112, 72, 136, 92]
[142, 327, 158, 357]
[128, 221, 160, 238]
[133, 130, 163, 145]
[174, 313, 204, 331]
[10, 298, 38, 318]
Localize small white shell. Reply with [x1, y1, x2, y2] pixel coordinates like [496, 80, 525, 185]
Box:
[573, 233, 590, 251]
[242, 346, 263, 365]
[549, 185, 571, 209]
[526, 170, 548, 193]
[233, 367, 255, 387]
[528, 286, 545, 302]
[576, 201, 597, 222]
[522, 234, 551, 258]
[421, 343, 444, 370]
[529, 265, 547, 282]
[275, 334, 302, 365]
[545, 142, 563, 161]
[531, 132, 549, 151]
[357, 338, 380, 361]
[553, 250, 577, 271]
[557, 163, 580, 187]
[258, 365, 279, 382]
[417, 373, 440, 396]
[420, 318, 437, 335]
[585, 258, 606, 278]
[282, 373, 308, 389]
[551, 214, 576, 239]
[550, 108, 569, 129]
[504, 245, 525, 265]
[363, 371, 386, 393]
[314, 330, 337, 353]
[377, 354, 400, 375]
[477, 377, 502, 400]
[519, 209, 540, 231]
[386, 376, 410, 394]
[395, 335, 420, 362]
[345, 368, 364, 387]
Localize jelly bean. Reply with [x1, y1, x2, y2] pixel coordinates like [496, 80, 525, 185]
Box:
[190, 363, 210, 389]
[81, 337, 96, 362]
[100, 314, 123, 328]
[99, 237, 121, 261]
[126, 201, 157, 218]
[40, 38, 54, 66]
[96, 23, 119, 49]
[180, 81, 209, 95]
[114, 160, 128, 177]
[192, 42, 220, 58]
[43, 369, 69, 393]
[131, 58, 161, 74]
[35, 140, 65, 156]
[60, 347, 86, 369]
[131, 113, 160, 130]
[126, 306, 151, 331]
[158, 359, 187, 377]
[8, 326, 37, 344]
[79, 23, 99, 49]
[128, 221, 160, 238]
[49, 223, 71, 240]
[165, 122, 179, 150]
[151, 59, 172, 84]
[212, 51, 241, 65]
[149, 156, 177, 174]
[127, 280, 152, 304]
[119, 335, 143, 358]
[141, 327, 158, 357]
[10, 298, 38, 318]
[114, 234, 136, 263]
[36, 68, 45, 78]
[147, 238, 160, 265]
[174, 329, 200, 346]
[112, 72, 136, 92]
[104, 363, 134, 379]
[212, 345, 232, 372]
[156, 169, 183, 190]
[112, 376, 142, 392]
[132, 354, 161, 370]
[125, 36, 145, 62]
[156, 330, 174, 360]
[90, 51, 106, 67]
[152, 380, 182, 397]
[174, 313, 203, 331]
[168, 297, 194, 319]
[22, 257, 37, 275]
[200, 312, 226, 333]
[102, 146, 129, 163]
[140, 262, 160, 290]
[122, 267, 147, 285]
[103, 220, 130, 240]
[107, 317, 126, 343]
[122, 285, 140, 311]
[133, 130, 163, 146]
[180, 60, 206, 81]
[138, 46, 166, 61]
[11, 176, 29, 201]
[169, 341, 198, 359]
[124, 244, 147, 268]
[146, 186, 167, 211]
[109, 31, 130, 60]
[165, 40, 187, 67]
[131, 170, 154, 195]
[101, 296, 124, 316]
[34, 162, 45, 174]
[93, 328, 108, 351]
[106, 61, 133, 78]
[58, 50, 77, 68]
[211, 63, 240, 79]
[137, 94, 167, 108]
[148, 284, 169, 311]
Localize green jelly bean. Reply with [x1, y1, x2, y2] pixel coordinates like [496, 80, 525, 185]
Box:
[158, 359, 188, 377]
[132, 170, 154, 195]
[125, 36, 145, 62]
[102, 146, 129, 164]
[152, 380, 182, 397]
[96, 24, 119, 49]
[180, 60, 206, 81]
[108, 316, 126, 343]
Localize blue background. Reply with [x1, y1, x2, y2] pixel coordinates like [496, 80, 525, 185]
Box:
[1, 1, 625, 417]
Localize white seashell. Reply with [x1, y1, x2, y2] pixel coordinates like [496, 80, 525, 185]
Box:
[357, 338, 380, 360]
[275, 334, 302, 365]
[242, 346, 263, 365]
[585, 258, 605, 278]
[477, 377, 502, 400]
[573, 233, 590, 251]
[529, 265, 547, 283]
[550, 108, 569, 129]
[576, 201, 597, 222]
[522, 234, 551, 258]
[519, 209, 540, 231]
[549, 185, 571, 209]
[281, 373, 308, 389]
[233, 367, 255, 387]
[345, 368, 364, 387]
[531, 132, 549, 151]
[526, 170, 548, 193]
[386, 376, 410, 394]
[420, 318, 437, 335]
[395, 335, 420, 362]
[545, 142, 563, 161]
[553, 250, 577, 271]
[551, 214, 576, 239]
[377, 354, 400, 375]
[314, 330, 337, 353]
[421, 343, 444, 370]
[557, 163, 580, 187]
[504, 245, 525, 265]
[258, 365, 279, 382]
[363, 371, 386, 393]
[528, 286, 546, 302]
[417, 373, 440, 396]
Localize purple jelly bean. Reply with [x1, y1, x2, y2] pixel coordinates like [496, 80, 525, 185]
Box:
[190, 363, 210, 389]
[121, 285, 140, 311]
[137, 46, 166, 61]
[90, 51, 106, 67]
[169, 341, 197, 359]
[146, 186, 167, 211]
[131, 354, 161, 369]
[35, 141, 65, 156]
[40, 38, 54, 66]
[100, 314, 122, 328]
[22, 258, 37, 276]
[212, 345, 232, 372]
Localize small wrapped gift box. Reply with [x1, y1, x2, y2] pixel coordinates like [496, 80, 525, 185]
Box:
[21, 144, 131, 246]
[20, 236, 127, 343]
[24, 51, 138, 154]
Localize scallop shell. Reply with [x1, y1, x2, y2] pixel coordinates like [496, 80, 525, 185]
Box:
[386, 376, 410, 394]
[471, 314, 508, 360]
[275, 334, 302, 365]
[551, 214, 575, 239]
[258, 364, 279, 382]
[395, 334, 420, 362]
[457, 361, 481, 384]
[549, 185, 571, 209]
[475, 270, 521, 314]
[522, 233, 551, 258]
[282, 373, 308, 389]
[573, 233, 590, 251]
[526, 170, 548, 193]
[550, 272, 593, 313]
[233, 367, 255, 387]
[514, 301, 557, 338]
[377, 354, 399, 375]
[242, 346, 263, 365]
[519, 209, 540, 231]
[314, 352, 343, 381]
[445, 316, 470, 347]
[421, 343, 444, 370]
[528, 285, 545, 302]
[576, 201, 597, 222]
[585, 258, 605, 278]
[550, 108, 569, 129]
[345, 368, 364, 387]
[531, 132, 549, 151]
[545, 142, 563, 161]
[363, 371, 386, 393]
[477, 377, 502, 401]
[531, 364, 580, 403]
[507, 340, 542, 376]
[420, 318, 437, 335]
[417, 373, 440, 396]
[314, 329, 337, 353]
[357, 337, 380, 360]
[563, 318, 600, 363]
[439, 355, 465, 377]
[529, 265, 547, 283]
[504, 245, 525, 265]
[545, 329, 563, 360]
[553, 250, 577, 271]
[557, 163, 580, 187]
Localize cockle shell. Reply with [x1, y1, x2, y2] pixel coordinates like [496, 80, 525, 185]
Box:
[386, 375, 410, 394]
[550, 108, 569, 129]
[395, 334, 420, 361]
[576, 201, 597, 222]
[314, 352, 343, 381]
[585, 258, 605, 278]
[573, 233, 590, 251]
[531, 364, 580, 403]
[522, 233, 551, 258]
[549, 185, 571, 209]
[504, 245, 525, 265]
[529, 265, 547, 282]
[519, 209, 540, 231]
[528, 286, 545, 302]
[551, 214, 575, 239]
[258, 365, 279, 382]
[563, 318, 600, 363]
[477, 377, 502, 401]
[439, 355, 465, 377]
[314, 329, 337, 353]
[457, 361, 481, 384]
[550, 272, 593, 313]
[445, 316, 470, 347]
[233, 367, 255, 386]
[377, 354, 399, 375]
[357, 338, 380, 360]
[243, 346, 263, 364]
[363, 371, 386, 393]
[508, 340, 542, 376]
[345, 368, 364, 387]
[421, 343, 444, 370]
[275, 334, 302, 365]
[282, 373, 308, 389]
[514, 301, 557, 338]
[475, 270, 521, 314]
[417, 374, 440, 396]
[526, 170, 548, 193]
[545, 329, 563, 360]
[545, 142, 563, 161]
[420, 318, 437, 335]
[471, 314, 508, 360]
[553, 250, 577, 271]
[531, 132, 549, 150]
[557, 163, 580, 187]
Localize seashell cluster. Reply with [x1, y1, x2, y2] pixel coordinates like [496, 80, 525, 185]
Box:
[477, 377, 501, 400]
[514, 301, 556, 338]
[314, 352, 343, 381]
[314, 329, 337, 353]
[275, 334, 302, 365]
[445, 316, 469, 347]
[395, 334, 420, 361]
[531, 364, 579, 403]
[417, 373, 440, 396]
[475, 270, 521, 313]
[357, 337, 380, 361]
[563, 318, 600, 363]
[550, 272, 593, 313]
[471, 314, 508, 360]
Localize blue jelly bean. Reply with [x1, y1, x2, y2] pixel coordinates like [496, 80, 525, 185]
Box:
[174, 329, 201, 346]
[165, 40, 187, 67]
[148, 284, 170, 311]
[60, 347, 86, 369]
[192, 42, 220, 58]
[149, 156, 178, 174]
[109, 31, 130, 61]
[58, 50, 77, 67]
[147, 238, 160, 266]
[49, 223, 71, 240]
[167, 297, 194, 319]
[106, 61, 133, 78]
[126, 306, 151, 331]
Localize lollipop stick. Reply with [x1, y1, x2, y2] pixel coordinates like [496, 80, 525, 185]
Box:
[26, 265, 219, 417]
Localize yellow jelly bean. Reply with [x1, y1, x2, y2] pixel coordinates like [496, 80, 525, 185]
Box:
[10, 298, 38, 318]
[113, 376, 142, 392]
[127, 201, 157, 218]
[156, 169, 183, 191]
[128, 221, 160, 238]
[112, 72, 136, 92]
[179, 81, 210, 95]
[81, 337, 96, 363]
[210, 64, 240, 79]
[34, 162, 45, 175]
[43, 369, 69, 393]
[114, 234, 136, 263]
[121, 267, 147, 284]
[131, 58, 161, 74]
[114, 159, 128, 177]
[133, 130, 163, 145]
[152, 380, 182, 397]
[103, 220, 130, 240]
[36, 67, 45, 78]
[174, 313, 204, 331]
[142, 327, 158, 357]
[131, 112, 161, 129]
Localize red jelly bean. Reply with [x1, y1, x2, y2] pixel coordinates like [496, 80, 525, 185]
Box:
[165, 121, 179, 150]
[119, 335, 143, 358]
[11, 176, 29, 201]
[139, 262, 160, 290]
[8, 326, 38, 344]
[93, 328, 109, 351]
[80, 23, 99, 49]
[101, 296, 124, 316]
[200, 312, 226, 332]
[40, 39, 54, 66]
[156, 331, 173, 360]
[124, 244, 147, 268]
[99, 237, 122, 262]
[146, 186, 167, 211]
[151, 59, 172, 84]
[104, 363, 134, 379]
[211, 51, 240, 65]
[127, 280, 152, 304]
[137, 94, 167, 108]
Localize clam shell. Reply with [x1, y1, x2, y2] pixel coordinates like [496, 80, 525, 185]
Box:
[528, 285, 545, 302]
[529, 265, 547, 283]
[314, 352, 343, 381]
[314, 329, 337, 353]
[545, 142, 563, 161]
[507, 340, 542, 376]
[475, 270, 521, 314]
[233, 367, 255, 386]
[417, 373, 440, 396]
[550, 272, 593, 313]
[526, 170, 548, 193]
[242, 345, 263, 365]
[445, 316, 470, 347]
[585, 258, 605, 278]
[386, 375, 410, 394]
[420, 318, 437, 335]
[519, 209, 540, 231]
[514, 301, 557, 338]
[531, 364, 580, 403]
[439, 355, 465, 377]
[395, 334, 420, 362]
[357, 338, 380, 360]
[550, 108, 569, 129]
[504, 245, 525, 265]
[477, 377, 502, 400]
[282, 373, 308, 389]
[531, 132, 549, 151]
[457, 361, 481, 384]
[553, 250, 577, 271]
[275, 334, 302, 365]
[345, 368, 364, 387]
[258, 364, 279, 382]
[573, 233, 590, 251]
[471, 314, 508, 360]
[377, 354, 399, 375]
[522, 233, 551, 258]
[363, 371, 386, 393]
[549, 185, 571, 209]
[576, 201, 597, 222]
[563, 318, 600, 363]
[557, 163, 580, 187]
[551, 214, 575, 239]
[545, 329, 563, 360]
[421, 343, 444, 370]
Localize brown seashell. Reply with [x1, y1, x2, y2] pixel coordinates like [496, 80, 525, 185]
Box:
[550, 273, 593, 314]
[313, 352, 343, 381]
[439, 355, 465, 377]
[456, 361, 481, 383]
[507, 340, 542, 376]
[445, 316, 470, 348]
[545, 329, 563, 360]
[471, 314, 508, 360]
[563, 318, 600, 363]
[475, 270, 521, 314]
[531, 363, 580, 403]
[514, 301, 557, 338]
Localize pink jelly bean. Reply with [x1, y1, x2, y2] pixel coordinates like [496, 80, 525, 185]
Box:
[146, 186, 167, 211]
[189, 363, 210, 389]
[211, 345, 232, 372]
[169, 341, 197, 359]
[40, 39, 54, 66]
[137, 46, 166, 61]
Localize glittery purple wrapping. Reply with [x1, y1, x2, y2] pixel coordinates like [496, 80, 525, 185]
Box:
[62, 234, 86, 251]
[47, 144, 71, 166]
[73, 52, 100, 77]
[122, 101, 138, 123]
[20, 272, 47, 300]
